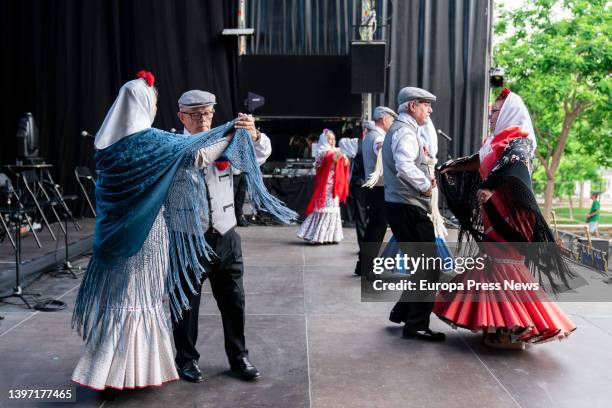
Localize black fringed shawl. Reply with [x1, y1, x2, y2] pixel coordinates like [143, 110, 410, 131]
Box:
[439, 133, 574, 292]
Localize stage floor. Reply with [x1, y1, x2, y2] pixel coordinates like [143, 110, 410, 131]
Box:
[0, 226, 611, 407]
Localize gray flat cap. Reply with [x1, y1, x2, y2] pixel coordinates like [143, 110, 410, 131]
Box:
[372, 106, 398, 120]
[362, 120, 377, 131]
[397, 87, 437, 105]
[178, 90, 217, 108]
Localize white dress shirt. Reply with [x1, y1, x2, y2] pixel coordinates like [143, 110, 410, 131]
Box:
[183, 127, 271, 234]
[372, 125, 386, 155]
[338, 138, 359, 159]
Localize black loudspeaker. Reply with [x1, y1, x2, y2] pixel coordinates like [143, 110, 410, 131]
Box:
[351, 41, 386, 94]
[239, 55, 361, 118]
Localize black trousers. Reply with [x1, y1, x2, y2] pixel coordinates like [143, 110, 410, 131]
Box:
[351, 184, 368, 249]
[233, 174, 247, 218]
[386, 202, 440, 331]
[360, 186, 387, 276]
[172, 228, 246, 367]
[349, 184, 368, 275]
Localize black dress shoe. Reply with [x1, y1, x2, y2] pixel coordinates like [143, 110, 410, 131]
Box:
[178, 360, 204, 383]
[237, 215, 250, 227]
[230, 356, 261, 380]
[402, 326, 446, 342]
[389, 311, 404, 324]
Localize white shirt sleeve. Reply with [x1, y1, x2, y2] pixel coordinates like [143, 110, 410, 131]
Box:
[194, 136, 231, 169]
[373, 134, 385, 155]
[391, 128, 431, 192]
[253, 132, 272, 166]
[338, 138, 359, 158]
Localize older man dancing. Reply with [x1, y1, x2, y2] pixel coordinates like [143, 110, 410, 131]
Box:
[172, 90, 271, 382]
[382, 87, 445, 342]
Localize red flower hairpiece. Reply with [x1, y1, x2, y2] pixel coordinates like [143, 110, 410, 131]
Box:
[136, 70, 155, 87]
[499, 87, 511, 99]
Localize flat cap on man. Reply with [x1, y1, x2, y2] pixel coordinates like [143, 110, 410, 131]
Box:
[372, 106, 398, 121]
[397, 87, 437, 106]
[362, 120, 377, 131]
[178, 90, 217, 108]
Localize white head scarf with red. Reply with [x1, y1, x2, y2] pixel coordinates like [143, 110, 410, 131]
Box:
[94, 71, 157, 150]
[493, 92, 536, 150]
[479, 90, 537, 177]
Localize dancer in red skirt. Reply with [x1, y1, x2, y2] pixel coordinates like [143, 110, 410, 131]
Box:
[435, 88, 576, 349]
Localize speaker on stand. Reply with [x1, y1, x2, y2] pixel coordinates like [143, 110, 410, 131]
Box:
[350, 41, 387, 95]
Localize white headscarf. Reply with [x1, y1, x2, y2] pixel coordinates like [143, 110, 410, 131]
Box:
[481, 91, 537, 160]
[316, 129, 335, 157]
[94, 78, 157, 149]
[493, 92, 537, 150]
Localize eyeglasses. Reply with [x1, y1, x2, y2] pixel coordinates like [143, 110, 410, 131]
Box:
[180, 110, 215, 120]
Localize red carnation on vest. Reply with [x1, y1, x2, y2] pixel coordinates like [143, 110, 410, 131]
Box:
[215, 161, 230, 171]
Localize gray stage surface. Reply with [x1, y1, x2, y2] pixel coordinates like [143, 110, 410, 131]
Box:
[0, 226, 611, 407]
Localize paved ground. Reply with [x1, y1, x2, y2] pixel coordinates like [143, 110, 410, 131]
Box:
[0, 226, 611, 408]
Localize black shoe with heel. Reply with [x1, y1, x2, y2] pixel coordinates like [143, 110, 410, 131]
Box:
[402, 326, 446, 342]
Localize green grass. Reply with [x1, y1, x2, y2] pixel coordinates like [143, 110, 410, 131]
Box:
[546, 207, 612, 224]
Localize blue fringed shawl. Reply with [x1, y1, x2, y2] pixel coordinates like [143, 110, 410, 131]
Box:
[72, 121, 297, 344]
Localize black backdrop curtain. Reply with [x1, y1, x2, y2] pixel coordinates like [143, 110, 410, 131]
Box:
[0, 0, 492, 193]
[247, 0, 361, 55]
[244, 0, 492, 158]
[0, 0, 238, 191]
[383, 0, 493, 159]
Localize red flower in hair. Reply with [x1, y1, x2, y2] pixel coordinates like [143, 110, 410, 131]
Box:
[136, 70, 155, 87]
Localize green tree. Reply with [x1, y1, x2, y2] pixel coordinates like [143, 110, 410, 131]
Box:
[533, 140, 603, 218]
[494, 0, 611, 220]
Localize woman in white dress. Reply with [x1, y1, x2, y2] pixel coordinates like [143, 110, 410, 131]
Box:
[298, 130, 349, 244]
[71, 72, 255, 392]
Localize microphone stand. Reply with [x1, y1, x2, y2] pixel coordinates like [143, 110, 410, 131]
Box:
[45, 174, 82, 279]
[47, 187, 83, 279]
[0, 188, 41, 308]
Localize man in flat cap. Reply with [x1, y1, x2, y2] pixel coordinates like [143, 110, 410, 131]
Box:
[381, 87, 445, 342]
[357, 107, 397, 279]
[171, 89, 271, 382]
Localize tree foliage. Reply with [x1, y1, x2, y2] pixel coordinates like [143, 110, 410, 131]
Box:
[494, 0, 611, 218]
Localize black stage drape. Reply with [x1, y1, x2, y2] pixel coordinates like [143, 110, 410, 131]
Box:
[0, 0, 492, 196]
[264, 176, 314, 217]
[383, 0, 493, 159]
[247, 0, 362, 55]
[0, 0, 238, 191]
[244, 0, 492, 159]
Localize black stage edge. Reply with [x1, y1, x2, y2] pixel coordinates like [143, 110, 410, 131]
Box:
[0, 218, 94, 294]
